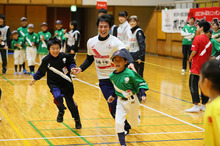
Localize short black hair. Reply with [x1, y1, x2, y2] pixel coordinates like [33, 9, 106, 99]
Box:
[198, 20, 210, 33]
[70, 20, 78, 29]
[47, 37, 61, 50]
[98, 8, 107, 14]
[118, 11, 128, 17]
[200, 60, 220, 92]
[212, 21, 219, 27]
[0, 31, 1, 35]
[96, 14, 113, 28]
[0, 14, 5, 20]
[189, 17, 195, 21]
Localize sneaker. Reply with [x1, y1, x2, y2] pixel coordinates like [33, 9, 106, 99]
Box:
[75, 119, 82, 129]
[14, 72, 17, 75]
[57, 111, 65, 123]
[19, 72, 22, 75]
[23, 69, 27, 74]
[185, 105, 200, 113]
[181, 69, 186, 72]
[30, 72, 35, 76]
[200, 104, 206, 111]
[2, 70, 6, 74]
[189, 70, 191, 73]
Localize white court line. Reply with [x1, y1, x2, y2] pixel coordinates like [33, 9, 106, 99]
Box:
[75, 78, 204, 131]
[0, 131, 203, 142]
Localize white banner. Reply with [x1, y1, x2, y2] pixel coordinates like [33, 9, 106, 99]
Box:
[162, 9, 190, 33]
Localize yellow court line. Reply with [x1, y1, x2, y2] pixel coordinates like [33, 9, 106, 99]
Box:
[0, 108, 31, 146]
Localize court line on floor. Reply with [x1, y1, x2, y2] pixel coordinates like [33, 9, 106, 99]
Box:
[0, 108, 30, 145]
[0, 131, 203, 142]
[0, 74, 14, 85]
[75, 78, 204, 131]
[28, 121, 53, 146]
[53, 138, 203, 145]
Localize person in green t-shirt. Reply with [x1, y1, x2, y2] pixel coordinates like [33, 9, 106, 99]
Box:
[181, 17, 197, 72]
[207, 28, 220, 58]
[54, 20, 66, 52]
[24, 24, 39, 75]
[17, 17, 28, 74]
[38, 22, 51, 62]
[108, 50, 149, 146]
[11, 30, 25, 75]
[211, 21, 220, 42]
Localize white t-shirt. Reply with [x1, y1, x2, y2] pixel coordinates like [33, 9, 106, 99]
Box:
[87, 35, 125, 79]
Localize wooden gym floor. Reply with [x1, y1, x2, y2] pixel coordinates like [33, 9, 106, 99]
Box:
[0, 53, 204, 146]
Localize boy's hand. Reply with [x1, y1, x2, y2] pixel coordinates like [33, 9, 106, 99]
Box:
[55, 33, 58, 37]
[141, 96, 146, 103]
[107, 96, 115, 103]
[70, 50, 74, 54]
[30, 79, 36, 86]
[128, 63, 137, 72]
[137, 59, 142, 64]
[4, 46, 8, 50]
[63, 29, 67, 34]
[71, 68, 82, 75]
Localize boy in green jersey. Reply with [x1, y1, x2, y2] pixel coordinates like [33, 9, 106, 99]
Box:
[108, 50, 149, 146]
[54, 20, 66, 52]
[17, 17, 28, 74]
[38, 22, 51, 62]
[207, 28, 220, 58]
[11, 30, 25, 74]
[181, 17, 197, 72]
[211, 21, 220, 42]
[24, 24, 39, 75]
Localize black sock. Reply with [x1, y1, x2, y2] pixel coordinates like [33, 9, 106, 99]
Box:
[29, 66, 32, 72]
[23, 62, 26, 69]
[15, 65, 17, 72]
[19, 65, 22, 72]
[33, 65, 35, 72]
[118, 132, 126, 146]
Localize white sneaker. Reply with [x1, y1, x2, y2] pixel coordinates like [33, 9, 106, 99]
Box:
[200, 104, 206, 111]
[185, 105, 200, 113]
[181, 69, 186, 72]
[189, 70, 191, 73]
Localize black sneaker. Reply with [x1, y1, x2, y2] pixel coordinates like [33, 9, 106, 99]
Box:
[2, 70, 6, 74]
[57, 111, 65, 123]
[75, 119, 82, 129]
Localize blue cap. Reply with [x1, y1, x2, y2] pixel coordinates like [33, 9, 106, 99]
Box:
[56, 20, 62, 24]
[111, 50, 128, 61]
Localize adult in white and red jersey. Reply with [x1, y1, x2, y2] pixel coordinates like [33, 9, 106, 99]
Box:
[73, 15, 135, 135]
[185, 21, 212, 113]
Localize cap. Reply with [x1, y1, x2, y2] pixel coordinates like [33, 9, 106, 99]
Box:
[20, 17, 27, 21]
[111, 50, 128, 61]
[56, 20, 62, 24]
[129, 15, 139, 22]
[28, 24, 34, 28]
[12, 30, 18, 35]
[41, 22, 48, 26]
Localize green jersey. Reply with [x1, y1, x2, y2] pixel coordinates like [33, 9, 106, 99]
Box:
[109, 67, 149, 98]
[24, 32, 39, 47]
[212, 30, 220, 39]
[182, 24, 197, 45]
[54, 29, 66, 41]
[11, 38, 24, 50]
[38, 31, 51, 55]
[17, 26, 28, 39]
[210, 38, 220, 56]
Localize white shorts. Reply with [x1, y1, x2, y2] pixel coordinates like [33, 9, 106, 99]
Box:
[26, 46, 37, 66]
[14, 50, 24, 65]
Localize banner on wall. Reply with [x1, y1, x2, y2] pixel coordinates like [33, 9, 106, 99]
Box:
[162, 7, 220, 33]
[97, 0, 107, 9]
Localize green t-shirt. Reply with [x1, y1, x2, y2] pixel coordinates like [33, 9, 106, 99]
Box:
[24, 32, 39, 47]
[38, 31, 51, 55]
[11, 38, 24, 50]
[182, 24, 197, 45]
[17, 26, 28, 49]
[210, 38, 220, 56]
[212, 30, 220, 39]
[54, 29, 66, 41]
[109, 67, 149, 98]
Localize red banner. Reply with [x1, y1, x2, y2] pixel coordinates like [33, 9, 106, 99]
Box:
[97, 1, 107, 9]
[188, 7, 220, 23]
